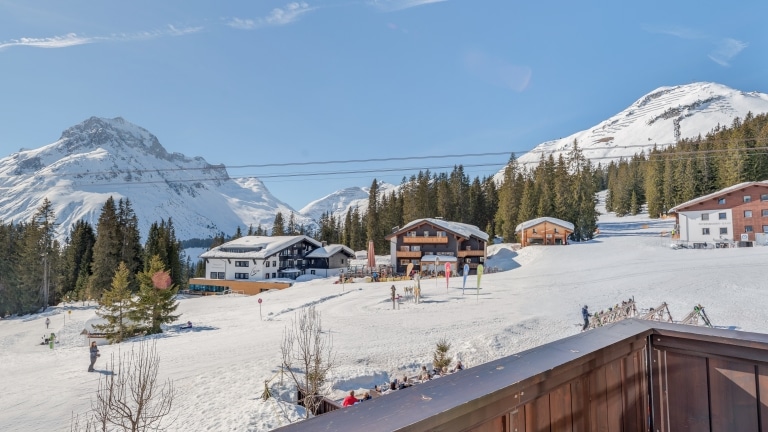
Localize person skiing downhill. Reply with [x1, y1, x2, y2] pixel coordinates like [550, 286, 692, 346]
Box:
[581, 305, 590, 331]
[88, 341, 100, 372]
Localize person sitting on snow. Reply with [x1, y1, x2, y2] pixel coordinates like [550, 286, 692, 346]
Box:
[342, 390, 359, 407]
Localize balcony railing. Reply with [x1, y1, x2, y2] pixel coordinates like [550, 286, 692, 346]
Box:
[457, 249, 485, 257]
[403, 236, 448, 244]
[395, 251, 422, 258]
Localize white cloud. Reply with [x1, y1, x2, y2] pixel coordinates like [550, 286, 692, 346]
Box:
[0, 33, 93, 50]
[227, 2, 313, 30]
[370, 0, 447, 12]
[643, 24, 748, 68]
[0, 26, 202, 52]
[708, 38, 748, 67]
[642, 24, 703, 40]
[464, 51, 531, 92]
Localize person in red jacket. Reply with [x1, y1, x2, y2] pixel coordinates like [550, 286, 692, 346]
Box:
[342, 390, 358, 407]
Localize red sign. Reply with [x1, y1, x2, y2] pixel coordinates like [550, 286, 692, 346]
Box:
[258, 298, 262, 304]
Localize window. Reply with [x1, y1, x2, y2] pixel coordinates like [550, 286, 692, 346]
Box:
[762, 194, 768, 201]
[400, 259, 410, 265]
[719, 227, 728, 235]
[532, 228, 537, 234]
[763, 209, 768, 217]
[718, 198, 726, 205]
[209, 272, 225, 279]
[745, 226, 754, 232]
[702, 228, 710, 235]
[234, 273, 249, 279]
[718, 213, 727, 220]
[554, 228, 559, 233]
[272, 273, 276, 278]
[701, 213, 709, 221]
[745, 210, 753, 218]
[743, 195, 752, 203]
[763, 225, 768, 233]
[265, 273, 269, 279]
[266, 261, 270, 267]
[423, 231, 429, 237]
[437, 231, 447, 237]
[272, 261, 276, 267]
[235, 261, 249, 267]
[407, 231, 416, 237]
[341, 259, 345, 264]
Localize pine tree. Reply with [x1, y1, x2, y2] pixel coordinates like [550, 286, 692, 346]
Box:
[94, 262, 135, 343]
[89, 197, 122, 299]
[366, 179, 382, 252]
[287, 212, 297, 235]
[494, 154, 521, 242]
[432, 338, 452, 371]
[272, 212, 286, 236]
[59, 220, 95, 300]
[130, 255, 180, 335]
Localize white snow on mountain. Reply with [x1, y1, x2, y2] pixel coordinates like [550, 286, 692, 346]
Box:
[495, 82, 768, 180]
[299, 182, 398, 222]
[0, 117, 311, 242]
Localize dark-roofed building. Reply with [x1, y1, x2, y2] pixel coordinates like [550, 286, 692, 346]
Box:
[304, 244, 356, 277]
[385, 218, 489, 275]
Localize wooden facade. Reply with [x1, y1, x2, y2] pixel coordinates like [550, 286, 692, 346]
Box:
[275, 320, 768, 432]
[516, 217, 573, 246]
[386, 219, 488, 275]
[187, 278, 291, 295]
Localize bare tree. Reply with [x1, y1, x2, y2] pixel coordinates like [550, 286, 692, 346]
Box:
[280, 306, 335, 418]
[73, 340, 175, 432]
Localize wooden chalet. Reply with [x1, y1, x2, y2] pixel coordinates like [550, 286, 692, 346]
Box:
[385, 218, 489, 275]
[515, 216, 574, 246]
[275, 319, 768, 431]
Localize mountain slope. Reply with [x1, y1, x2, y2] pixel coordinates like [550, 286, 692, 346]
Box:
[0, 117, 310, 242]
[496, 82, 768, 179]
[299, 182, 398, 222]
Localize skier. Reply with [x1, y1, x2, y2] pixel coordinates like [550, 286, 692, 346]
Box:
[45, 317, 50, 329]
[88, 341, 100, 372]
[581, 305, 590, 331]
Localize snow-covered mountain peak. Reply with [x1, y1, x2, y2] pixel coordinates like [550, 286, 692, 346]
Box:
[495, 82, 768, 180]
[0, 117, 307, 242]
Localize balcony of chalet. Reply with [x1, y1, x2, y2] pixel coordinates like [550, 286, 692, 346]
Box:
[403, 235, 448, 244]
[276, 319, 768, 432]
[457, 248, 485, 258]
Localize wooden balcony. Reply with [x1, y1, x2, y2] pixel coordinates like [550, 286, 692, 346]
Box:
[395, 251, 422, 258]
[402, 236, 448, 244]
[275, 320, 768, 432]
[457, 249, 485, 257]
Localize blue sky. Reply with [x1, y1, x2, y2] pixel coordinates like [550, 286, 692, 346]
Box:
[1, 0, 767, 210]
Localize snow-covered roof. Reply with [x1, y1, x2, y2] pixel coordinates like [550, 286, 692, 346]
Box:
[305, 244, 355, 259]
[392, 218, 489, 241]
[515, 217, 575, 232]
[199, 235, 322, 259]
[669, 181, 768, 213]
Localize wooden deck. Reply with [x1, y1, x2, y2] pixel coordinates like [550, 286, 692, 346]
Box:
[274, 319, 768, 431]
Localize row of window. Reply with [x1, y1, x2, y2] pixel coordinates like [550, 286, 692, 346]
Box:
[406, 231, 448, 237]
[702, 209, 768, 220]
[702, 226, 768, 235]
[718, 194, 768, 205]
